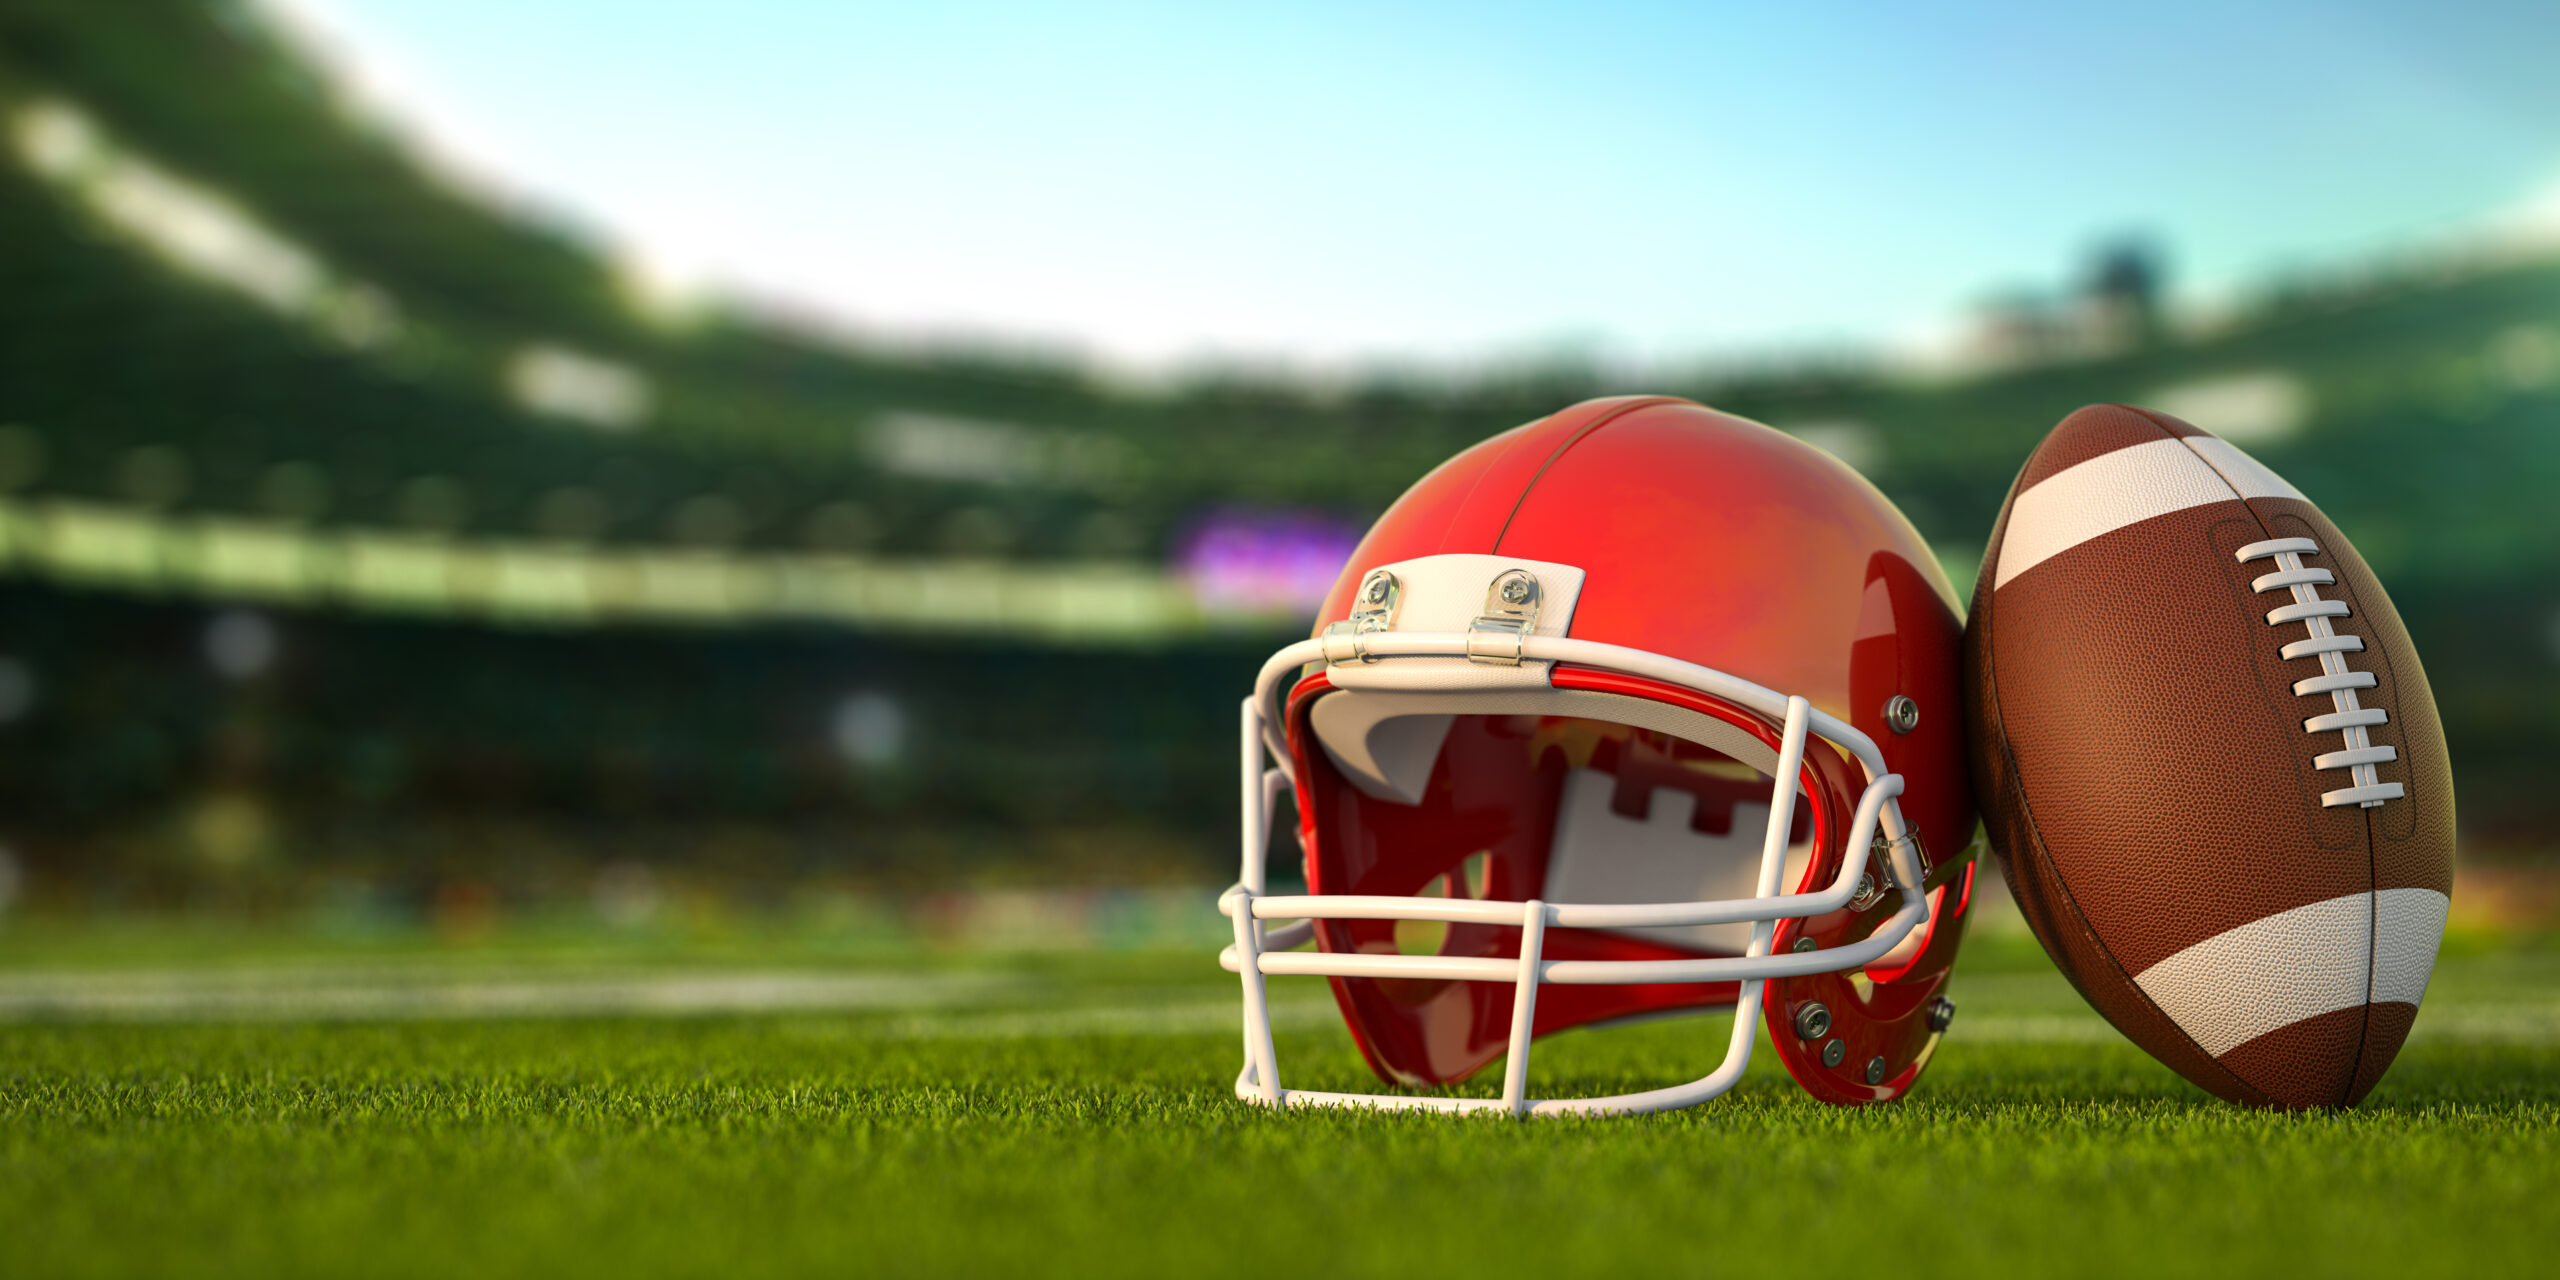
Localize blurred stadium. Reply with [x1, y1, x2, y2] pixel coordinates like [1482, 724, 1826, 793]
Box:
[0, 0, 2553, 936]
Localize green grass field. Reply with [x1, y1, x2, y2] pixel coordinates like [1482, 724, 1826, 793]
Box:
[1, 923, 2554, 1278]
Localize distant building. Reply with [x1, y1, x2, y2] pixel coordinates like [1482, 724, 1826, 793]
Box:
[1959, 238, 2170, 371]
[2088, 238, 2168, 345]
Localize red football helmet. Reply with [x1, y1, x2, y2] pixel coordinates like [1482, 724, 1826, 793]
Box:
[1220, 396, 1976, 1115]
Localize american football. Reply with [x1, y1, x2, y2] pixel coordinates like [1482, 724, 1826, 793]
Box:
[1964, 403, 2457, 1109]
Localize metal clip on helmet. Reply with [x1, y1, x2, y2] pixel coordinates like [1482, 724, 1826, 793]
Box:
[1219, 397, 1977, 1115]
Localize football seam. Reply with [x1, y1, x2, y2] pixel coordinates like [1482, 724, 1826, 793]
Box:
[2253, 509, 2394, 1102]
[2357, 874, 2379, 1100]
[2135, 406, 2379, 1102]
[2318, 518, 2444, 1090]
[1981, 409, 2278, 1106]
[2189, 454, 2404, 813]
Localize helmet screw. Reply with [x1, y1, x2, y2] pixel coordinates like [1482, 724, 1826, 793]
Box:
[1865, 1056, 1889, 1086]
[1499, 577, 1532, 604]
[1884, 695, 1920, 735]
[1928, 996, 1956, 1033]
[1791, 936, 1818, 953]
[1364, 576, 1392, 604]
[1793, 1002, 1833, 1041]
[1821, 1038, 1846, 1069]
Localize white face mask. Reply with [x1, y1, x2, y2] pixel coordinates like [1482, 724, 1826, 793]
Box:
[1220, 553, 1944, 1117]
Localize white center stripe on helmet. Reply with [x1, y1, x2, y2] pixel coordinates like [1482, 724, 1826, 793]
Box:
[1993, 438, 2239, 590]
[2130, 887, 2451, 1058]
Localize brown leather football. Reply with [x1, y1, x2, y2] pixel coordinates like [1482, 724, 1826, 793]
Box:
[1964, 404, 2455, 1109]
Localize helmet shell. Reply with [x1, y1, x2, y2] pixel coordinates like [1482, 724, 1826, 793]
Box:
[1289, 396, 1974, 1102]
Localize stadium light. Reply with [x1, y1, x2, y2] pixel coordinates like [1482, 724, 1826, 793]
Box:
[831, 692, 907, 769]
[0, 656, 35, 724]
[204, 610, 280, 682]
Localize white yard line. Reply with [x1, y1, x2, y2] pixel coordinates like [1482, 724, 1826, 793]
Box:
[1948, 1008, 2560, 1046]
[0, 970, 1039, 1022]
[1941, 1015, 2128, 1044]
[0, 967, 2549, 1044]
[2399, 1006, 2560, 1045]
[818, 1000, 1345, 1041]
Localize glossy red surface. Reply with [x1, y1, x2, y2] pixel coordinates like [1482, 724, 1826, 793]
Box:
[1286, 398, 1975, 1100]
[1310, 396, 1684, 627]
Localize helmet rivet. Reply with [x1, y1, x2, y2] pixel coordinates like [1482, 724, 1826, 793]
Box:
[1791, 936, 1819, 953]
[1884, 696, 1925, 737]
[1884, 694, 1920, 735]
[1499, 577, 1532, 604]
[1865, 1056, 1889, 1086]
[1364, 576, 1391, 604]
[1793, 1002, 1833, 1041]
[1821, 1038, 1847, 1069]
[1928, 996, 1956, 1033]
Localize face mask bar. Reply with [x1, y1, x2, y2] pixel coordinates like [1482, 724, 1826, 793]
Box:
[1217, 630, 1932, 1117]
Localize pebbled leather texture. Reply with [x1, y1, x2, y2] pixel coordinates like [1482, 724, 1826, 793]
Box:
[1964, 404, 2456, 1108]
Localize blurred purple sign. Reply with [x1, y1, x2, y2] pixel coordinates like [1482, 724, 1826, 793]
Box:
[1176, 510, 1364, 618]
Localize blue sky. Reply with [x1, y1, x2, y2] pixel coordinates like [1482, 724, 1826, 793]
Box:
[289, 0, 2560, 371]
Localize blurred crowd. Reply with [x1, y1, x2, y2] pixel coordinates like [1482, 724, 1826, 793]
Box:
[0, 2, 2552, 921]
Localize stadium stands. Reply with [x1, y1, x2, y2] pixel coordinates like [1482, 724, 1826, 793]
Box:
[0, 1, 2550, 908]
